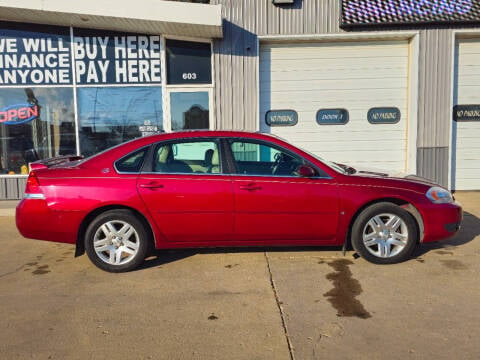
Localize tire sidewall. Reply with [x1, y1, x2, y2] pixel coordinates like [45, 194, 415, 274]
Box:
[351, 202, 418, 264]
[85, 210, 149, 272]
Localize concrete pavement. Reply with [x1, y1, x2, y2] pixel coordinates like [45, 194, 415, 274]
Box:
[0, 192, 479, 359]
[0, 200, 18, 216]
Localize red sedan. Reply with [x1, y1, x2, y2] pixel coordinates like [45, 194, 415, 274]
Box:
[16, 131, 462, 272]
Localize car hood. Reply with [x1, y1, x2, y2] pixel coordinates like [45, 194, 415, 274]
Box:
[347, 166, 438, 186]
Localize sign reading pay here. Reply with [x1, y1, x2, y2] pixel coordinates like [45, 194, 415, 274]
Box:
[73, 35, 161, 84]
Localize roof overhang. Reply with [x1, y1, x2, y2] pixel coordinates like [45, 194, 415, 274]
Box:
[0, 0, 223, 38]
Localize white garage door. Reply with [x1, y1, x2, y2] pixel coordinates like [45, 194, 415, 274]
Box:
[260, 40, 410, 172]
[453, 39, 480, 190]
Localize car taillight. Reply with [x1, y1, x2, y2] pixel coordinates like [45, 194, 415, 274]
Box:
[24, 171, 44, 199]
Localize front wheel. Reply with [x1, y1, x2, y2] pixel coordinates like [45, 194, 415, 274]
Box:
[85, 209, 149, 272]
[351, 202, 418, 264]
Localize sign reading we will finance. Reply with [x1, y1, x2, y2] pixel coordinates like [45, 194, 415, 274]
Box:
[0, 32, 72, 85]
[0, 25, 161, 86]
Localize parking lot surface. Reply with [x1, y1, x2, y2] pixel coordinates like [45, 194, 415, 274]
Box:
[1, 192, 479, 360]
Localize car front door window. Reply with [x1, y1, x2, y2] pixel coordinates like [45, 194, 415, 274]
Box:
[229, 141, 305, 177]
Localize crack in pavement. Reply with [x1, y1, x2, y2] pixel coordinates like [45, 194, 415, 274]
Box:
[0, 264, 26, 279]
[264, 251, 295, 360]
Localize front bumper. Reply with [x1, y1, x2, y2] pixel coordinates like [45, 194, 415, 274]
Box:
[421, 202, 463, 243]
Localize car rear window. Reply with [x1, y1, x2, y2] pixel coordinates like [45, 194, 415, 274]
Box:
[115, 148, 147, 173]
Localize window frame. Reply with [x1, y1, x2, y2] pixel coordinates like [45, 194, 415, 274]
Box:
[165, 88, 214, 132]
[316, 108, 350, 125]
[367, 107, 401, 124]
[223, 137, 331, 179]
[114, 146, 150, 174]
[142, 137, 226, 175]
[165, 38, 213, 86]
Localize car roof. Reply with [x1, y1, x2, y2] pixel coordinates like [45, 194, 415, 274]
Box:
[121, 130, 284, 151]
[80, 130, 284, 168]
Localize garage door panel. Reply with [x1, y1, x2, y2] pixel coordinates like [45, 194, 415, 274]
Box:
[454, 134, 480, 148]
[276, 139, 406, 154]
[456, 77, 480, 87]
[261, 89, 407, 101]
[262, 58, 408, 72]
[283, 140, 405, 159]
[453, 39, 480, 190]
[261, 41, 408, 58]
[271, 126, 406, 137]
[263, 79, 407, 92]
[261, 70, 407, 82]
[260, 40, 409, 173]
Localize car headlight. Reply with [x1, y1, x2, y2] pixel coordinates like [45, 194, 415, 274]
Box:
[426, 186, 453, 204]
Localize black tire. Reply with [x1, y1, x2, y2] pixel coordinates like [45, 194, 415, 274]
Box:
[351, 202, 418, 264]
[85, 209, 150, 272]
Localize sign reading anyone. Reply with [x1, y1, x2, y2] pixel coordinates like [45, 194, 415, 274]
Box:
[0, 35, 71, 84]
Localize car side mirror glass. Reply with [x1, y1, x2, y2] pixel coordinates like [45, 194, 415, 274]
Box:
[298, 164, 316, 177]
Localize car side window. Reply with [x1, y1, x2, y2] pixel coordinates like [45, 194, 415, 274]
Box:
[153, 140, 221, 174]
[229, 140, 307, 177]
[115, 148, 147, 173]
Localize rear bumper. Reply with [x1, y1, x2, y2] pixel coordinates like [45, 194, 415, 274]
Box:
[16, 199, 80, 244]
[421, 202, 463, 243]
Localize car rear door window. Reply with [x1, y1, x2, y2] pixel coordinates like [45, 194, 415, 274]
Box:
[153, 140, 221, 174]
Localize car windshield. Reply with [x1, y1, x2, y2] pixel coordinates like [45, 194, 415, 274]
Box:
[299, 148, 349, 174]
[264, 133, 349, 174]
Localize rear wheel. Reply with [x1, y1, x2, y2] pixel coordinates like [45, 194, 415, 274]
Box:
[85, 210, 149, 272]
[351, 202, 418, 264]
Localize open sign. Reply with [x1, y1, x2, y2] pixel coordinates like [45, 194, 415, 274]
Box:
[0, 103, 39, 125]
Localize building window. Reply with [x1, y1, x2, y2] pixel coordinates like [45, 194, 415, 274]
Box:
[316, 109, 349, 125]
[166, 39, 212, 85]
[77, 87, 163, 157]
[0, 87, 75, 174]
[0, 22, 215, 177]
[170, 91, 209, 131]
[367, 107, 401, 124]
[265, 110, 298, 127]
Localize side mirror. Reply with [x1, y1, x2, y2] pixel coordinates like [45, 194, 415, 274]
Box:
[297, 164, 316, 178]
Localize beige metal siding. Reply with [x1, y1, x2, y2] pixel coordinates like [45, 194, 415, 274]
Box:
[417, 29, 453, 148]
[0, 177, 26, 200]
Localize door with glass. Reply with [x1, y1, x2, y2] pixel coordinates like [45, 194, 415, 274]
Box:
[137, 139, 233, 242]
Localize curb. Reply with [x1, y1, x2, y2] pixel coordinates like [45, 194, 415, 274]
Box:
[0, 201, 19, 217]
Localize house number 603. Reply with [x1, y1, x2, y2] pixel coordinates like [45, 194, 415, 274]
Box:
[182, 72, 197, 80]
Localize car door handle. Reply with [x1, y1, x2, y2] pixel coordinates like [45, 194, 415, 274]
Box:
[139, 182, 164, 189]
[239, 184, 262, 191]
